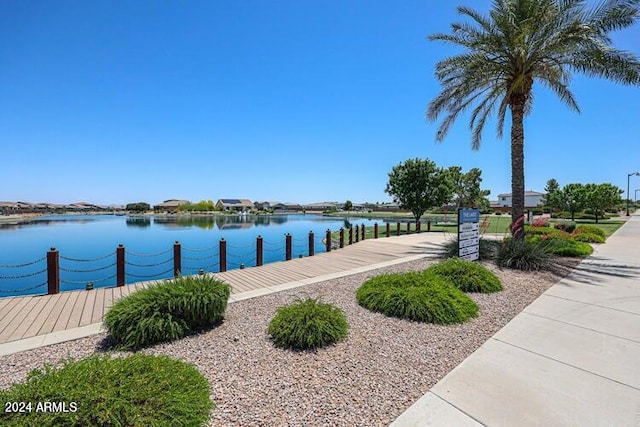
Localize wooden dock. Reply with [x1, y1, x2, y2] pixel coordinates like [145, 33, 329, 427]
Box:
[0, 234, 447, 347]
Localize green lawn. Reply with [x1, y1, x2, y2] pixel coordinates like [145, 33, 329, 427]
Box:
[325, 214, 624, 243]
[572, 219, 624, 237]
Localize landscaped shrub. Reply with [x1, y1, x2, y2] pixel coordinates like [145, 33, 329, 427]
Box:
[440, 237, 500, 261]
[575, 225, 606, 239]
[525, 225, 572, 240]
[554, 221, 577, 233]
[496, 238, 555, 271]
[573, 232, 605, 243]
[356, 272, 478, 324]
[426, 258, 502, 293]
[104, 275, 231, 350]
[268, 297, 348, 350]
[544, 239, 594, 257]
[531, 217, 549, 227]
[0, 354, 213, 426]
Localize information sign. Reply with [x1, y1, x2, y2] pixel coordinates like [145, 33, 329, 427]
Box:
[458, 208, 480, 261]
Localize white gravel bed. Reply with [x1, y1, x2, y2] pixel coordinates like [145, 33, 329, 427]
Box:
[0, 258, 577, 426]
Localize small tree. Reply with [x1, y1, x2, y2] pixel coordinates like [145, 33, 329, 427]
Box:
[385, 158, 453, 221]
[126, 202, 150, 213]
[343, 200, 353, 211]
[556, 184, 586, 221]
[447, 166, 490, 209]
[543, 179, 561, 210]
[583, 183, 623, 223]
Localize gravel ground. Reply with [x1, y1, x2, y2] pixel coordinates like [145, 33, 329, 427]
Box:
[0, 257, 578, 426]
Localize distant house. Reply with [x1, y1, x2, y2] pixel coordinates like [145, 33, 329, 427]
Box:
[301, 202, 340, 211]
[254, 201, 271, 211]
[496, 191, 545, 208]
[216, 199, 253, 212]
[154, 199, 190, 213]
[374, 202, 402, 211]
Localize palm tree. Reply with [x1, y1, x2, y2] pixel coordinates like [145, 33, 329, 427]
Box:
[427, 0, 640, 238]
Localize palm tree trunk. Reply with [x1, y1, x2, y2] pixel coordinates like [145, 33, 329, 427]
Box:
[510, 97, 526, 239]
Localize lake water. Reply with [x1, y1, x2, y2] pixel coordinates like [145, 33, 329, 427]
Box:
[0, 214, 388, 296]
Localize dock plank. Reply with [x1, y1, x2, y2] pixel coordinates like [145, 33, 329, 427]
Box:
[65, 291, 88, 329]
[0, 297, 32, 335]
[0, 297, 41, 341]
[21, 294, 61, 339]
[52, 291, 79, 332]
[38, 292, 71, 335]
[6, 296, 50, 342]
[79, 290, 96, 327]
[91, 288, 106, 324]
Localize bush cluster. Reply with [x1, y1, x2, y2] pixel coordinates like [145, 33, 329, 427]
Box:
[356, 272, 478, 324]
[573, 225, 606, 243]
[554, 221, 576, 233]
[496, 238, 555, 271]
[104, 275, 231, 350]
[268, 298, 348, 350]
[440, 237, 500, 261]
[426, 258, 502, 293]
[0, 354, 213, 426]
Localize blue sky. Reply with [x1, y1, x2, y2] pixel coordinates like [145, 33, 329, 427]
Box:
[1, 0, 639, 206]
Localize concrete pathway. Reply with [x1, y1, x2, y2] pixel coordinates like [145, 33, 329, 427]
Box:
[392, 216, 640, 426]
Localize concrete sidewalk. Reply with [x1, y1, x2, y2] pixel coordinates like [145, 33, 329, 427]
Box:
[392, 216, 640, 426]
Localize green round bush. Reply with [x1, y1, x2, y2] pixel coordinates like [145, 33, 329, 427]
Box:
[547, 239, 594, 257]
[0, 354, 213, 426]
[356, 272, 478, 324]
[575, 225, 606, 239]
[573, 232, 605, 243]
[426, 258, 502, 293]
[268, 298, 348, 350]
[104, 275, 231, 350]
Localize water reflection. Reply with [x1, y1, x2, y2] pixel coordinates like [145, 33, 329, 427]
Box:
[126, 217, 151, 228]
[152, 214, 293, 230]
[0, 216, 97, 231]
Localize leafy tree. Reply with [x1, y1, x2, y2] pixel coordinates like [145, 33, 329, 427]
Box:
[447, 166, 491, 209]
[180, 200, 215, 212]
[583, 183, 623, 223]
[344, 200, 353, 211]
[126, 202, 150, 213]
[385, 158, 453, 221]
[556, 183, 587, 221]
[427, 0, 640, 239]
[543, 178, 561, 210]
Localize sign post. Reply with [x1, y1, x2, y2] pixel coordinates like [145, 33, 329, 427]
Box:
[458, 208, 480, 261]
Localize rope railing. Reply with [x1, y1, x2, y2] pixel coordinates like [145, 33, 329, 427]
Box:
[183, 253, 218, 261]
[60, 263, 116, 273]
[0, 281, 48, 293]
[59, 253, 114, 262]
[126, 267, 174, 280]
[0, 256, 46, 268]
[0, 268, 48, 280]
[182, 245, 218, 253]
[3, 224, 428, 297]
[125, 248, 173, 258]
[125, 258, 173, 268]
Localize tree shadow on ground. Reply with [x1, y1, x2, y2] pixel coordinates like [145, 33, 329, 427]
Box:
[563, 258, 640, 286]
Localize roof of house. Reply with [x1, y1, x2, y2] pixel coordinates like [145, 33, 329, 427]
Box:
[217, 199, 253, 207]
[155, 199, 190, 208]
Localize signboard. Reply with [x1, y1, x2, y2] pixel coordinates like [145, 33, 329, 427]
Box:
[458, 208, 480, 262]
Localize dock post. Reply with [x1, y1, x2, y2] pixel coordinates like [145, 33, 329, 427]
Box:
[47, 247, 60, 295]
[116, 244, 125, 286]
